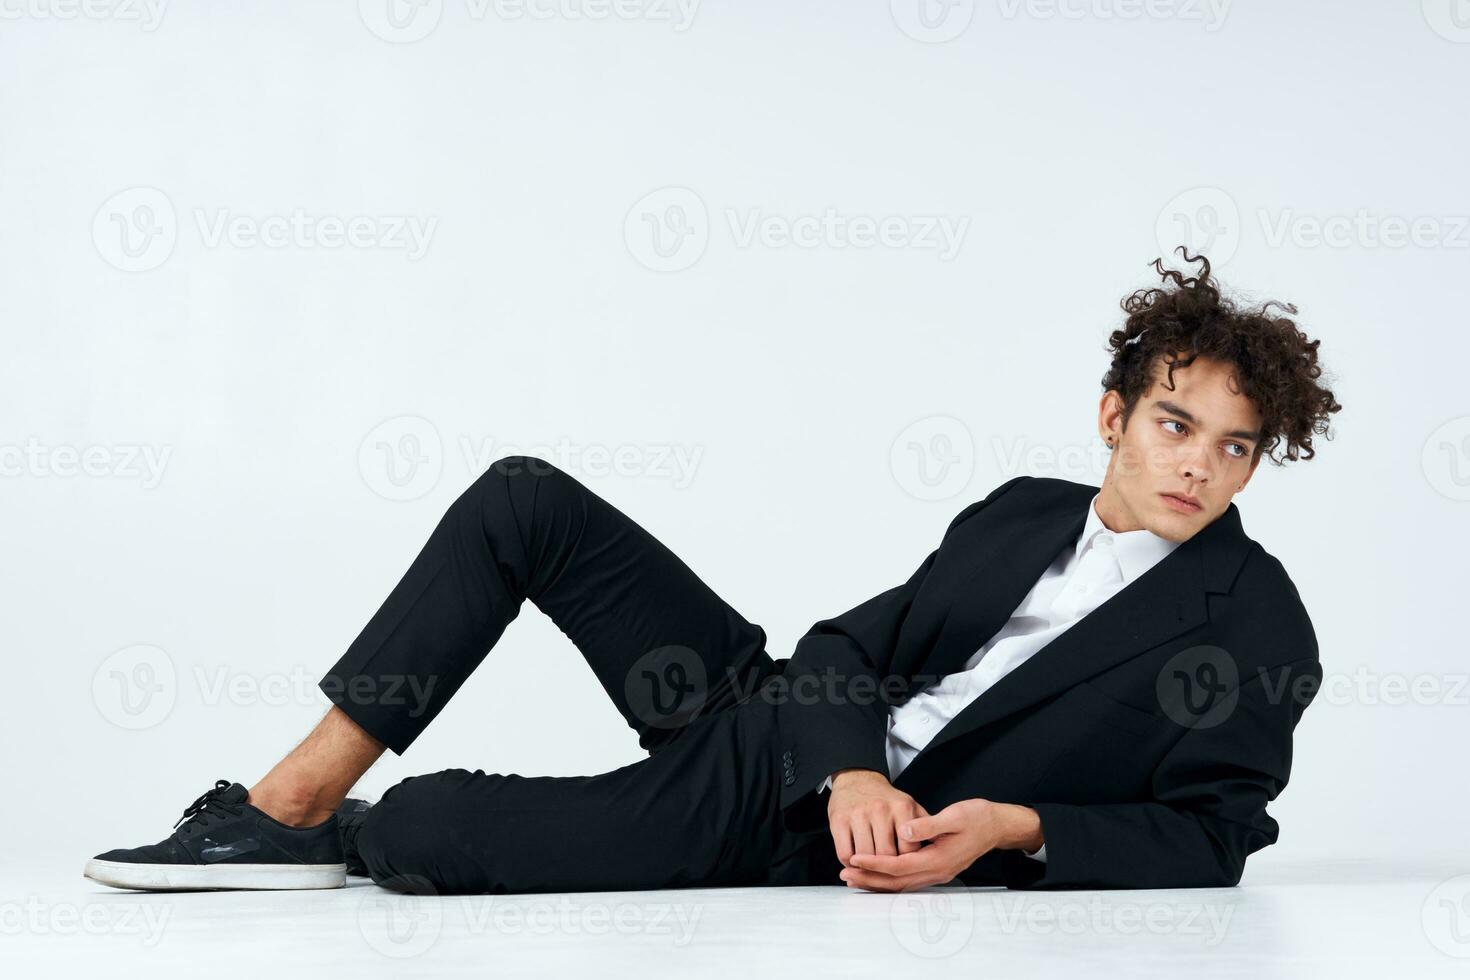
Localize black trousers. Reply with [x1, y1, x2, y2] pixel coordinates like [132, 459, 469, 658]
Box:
[319, 456, 839, 894]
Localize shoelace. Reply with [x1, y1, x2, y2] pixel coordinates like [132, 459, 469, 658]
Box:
[173, 779, 244, 832]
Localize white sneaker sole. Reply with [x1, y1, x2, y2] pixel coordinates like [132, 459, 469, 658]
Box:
[84, 858, 347, 891]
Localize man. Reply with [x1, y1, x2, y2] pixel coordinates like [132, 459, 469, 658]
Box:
[85, 250, 1342, 894]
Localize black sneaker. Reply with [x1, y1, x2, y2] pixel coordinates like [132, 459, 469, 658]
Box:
[84, 779, 346, 891]
[336, 797, 373, 877]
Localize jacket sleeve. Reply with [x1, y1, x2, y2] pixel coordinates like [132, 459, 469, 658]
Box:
[998, 654, 1322, 889]
[779, 476, 1028, 826]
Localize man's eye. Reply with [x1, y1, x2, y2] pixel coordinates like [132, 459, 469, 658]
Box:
[1161, 420, 1185, 434]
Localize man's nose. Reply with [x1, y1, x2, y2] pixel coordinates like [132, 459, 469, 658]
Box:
[1178, 442, 1215, 484]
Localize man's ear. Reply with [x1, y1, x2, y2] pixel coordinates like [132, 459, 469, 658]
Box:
[1097, 389, 1126, 445]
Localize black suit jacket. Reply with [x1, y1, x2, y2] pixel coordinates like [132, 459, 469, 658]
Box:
[771, 475, 1321, 889]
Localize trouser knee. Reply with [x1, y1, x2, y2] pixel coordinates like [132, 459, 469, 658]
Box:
[465, 455, 591, 584]
[461, 454, 585, 529]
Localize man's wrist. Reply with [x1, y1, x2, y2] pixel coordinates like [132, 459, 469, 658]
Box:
[830, 768, 888, 790]
[991, 803, 1044, 853]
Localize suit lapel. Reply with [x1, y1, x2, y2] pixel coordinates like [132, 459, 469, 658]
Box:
[914, 481, 1094, 682]
[900, 480, 1246, 772]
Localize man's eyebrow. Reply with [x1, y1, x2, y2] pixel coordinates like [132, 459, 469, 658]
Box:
[1153, 400, 1261, 444]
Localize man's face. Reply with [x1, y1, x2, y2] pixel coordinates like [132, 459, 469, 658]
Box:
[1097, 354, 1263, 543]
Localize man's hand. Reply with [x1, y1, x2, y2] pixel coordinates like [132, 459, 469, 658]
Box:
[839, 798, 1043, 892]
[826, 769, 929, 867]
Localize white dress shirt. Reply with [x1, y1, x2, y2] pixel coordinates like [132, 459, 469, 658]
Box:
[821, 492, 1181, 864]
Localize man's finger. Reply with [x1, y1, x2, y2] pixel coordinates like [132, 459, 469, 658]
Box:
[875, 812, 899, 857]
[848, 851, 941, 877]
[900, 809, 958, 844]
[829, 817, 854, 867]
[898, 803, 929, 854]
[840, 869, 901, 892]
[840, 867, 946, 893]
[851, 817, 876, 858]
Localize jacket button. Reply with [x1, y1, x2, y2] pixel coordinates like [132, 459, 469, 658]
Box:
[782, 772, 796, 787]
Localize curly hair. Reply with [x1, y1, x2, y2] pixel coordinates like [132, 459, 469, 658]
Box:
[1101, 248, 1342, 465]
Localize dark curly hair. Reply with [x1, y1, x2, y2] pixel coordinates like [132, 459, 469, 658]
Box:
[1101, 247, 1342, 465]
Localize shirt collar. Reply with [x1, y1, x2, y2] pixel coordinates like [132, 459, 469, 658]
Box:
[1074, 493, 1182, 584]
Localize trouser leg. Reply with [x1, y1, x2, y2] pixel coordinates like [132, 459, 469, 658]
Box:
[357, 696, 791, 894]
[321, 455, 803, 892]
[319, 454, 776, 754]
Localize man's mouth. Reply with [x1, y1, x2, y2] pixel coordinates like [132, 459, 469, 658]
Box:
[1159, 492, 1202, 514]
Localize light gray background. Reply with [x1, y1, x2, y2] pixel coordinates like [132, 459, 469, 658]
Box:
[3, 1, 1466, 892]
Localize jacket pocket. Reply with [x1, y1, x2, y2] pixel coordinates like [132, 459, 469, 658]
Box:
[1067, 680, 1164, 737]
[1022, 682, 1166, 801]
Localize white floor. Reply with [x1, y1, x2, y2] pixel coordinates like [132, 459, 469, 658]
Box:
[4, 856, 1469, 978]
